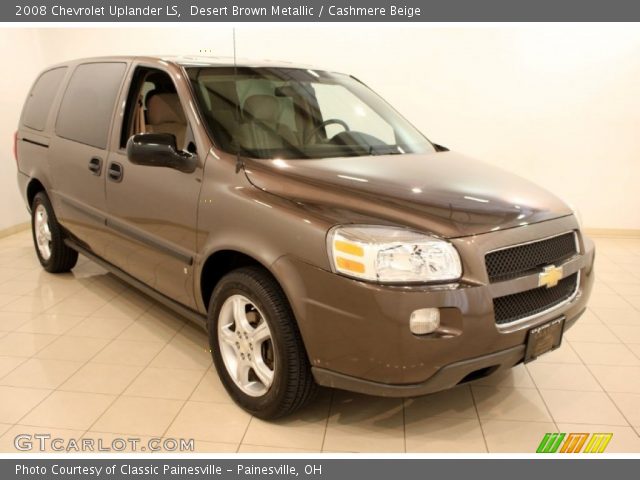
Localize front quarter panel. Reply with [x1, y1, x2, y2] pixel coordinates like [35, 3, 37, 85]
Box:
[194, 151, 335, 312]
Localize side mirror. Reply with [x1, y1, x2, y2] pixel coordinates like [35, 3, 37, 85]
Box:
[126, 133, 197, 174]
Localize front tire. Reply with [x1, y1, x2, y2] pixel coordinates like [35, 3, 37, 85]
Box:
[208, 266, 317, 419]
[31, 191, 78, 273]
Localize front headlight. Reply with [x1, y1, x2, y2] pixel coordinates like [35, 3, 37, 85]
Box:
[327, 225, 462, 284]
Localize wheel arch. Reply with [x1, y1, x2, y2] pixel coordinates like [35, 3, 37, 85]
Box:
[199, 249, 278, 312]
[26, 178, 46, 209]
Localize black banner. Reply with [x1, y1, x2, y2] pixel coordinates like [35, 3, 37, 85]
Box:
[5, 0, 640, 22]
[4, 459, 640, 480]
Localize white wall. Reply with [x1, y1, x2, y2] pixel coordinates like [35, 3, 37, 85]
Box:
[2, 25, 639, 231]
[235, 25, 640, 231]
[0, 29, 46, 231]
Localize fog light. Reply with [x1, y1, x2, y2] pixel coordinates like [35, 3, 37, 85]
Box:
[410, 308, 440, 335]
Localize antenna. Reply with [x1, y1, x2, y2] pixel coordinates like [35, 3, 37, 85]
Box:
[233, 27, 244, 173]
[233, 27, 237, 67]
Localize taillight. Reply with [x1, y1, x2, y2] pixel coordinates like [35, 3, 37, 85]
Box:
[13, 131, 18, 164]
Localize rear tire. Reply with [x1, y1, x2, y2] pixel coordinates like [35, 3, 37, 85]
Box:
[31, 191, 78, 273]
[208, 266, 317, 419]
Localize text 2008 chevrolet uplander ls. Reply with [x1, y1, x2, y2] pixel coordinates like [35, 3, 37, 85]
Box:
[15, 56, 594, 418]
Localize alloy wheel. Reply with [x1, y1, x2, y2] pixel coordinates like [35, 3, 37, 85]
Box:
[217, 294, 275, 397]
[34, 204, 52, 261]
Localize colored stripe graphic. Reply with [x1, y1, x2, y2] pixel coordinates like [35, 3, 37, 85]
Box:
[560, 433, 589, 453]
[583, 433, 613, 453]
[537, 433, 565, 453]
[536, 433, 613, 453]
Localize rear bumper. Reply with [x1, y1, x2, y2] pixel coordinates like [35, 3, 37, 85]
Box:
[17, 171, 30, 210]
[272, 215, 595, 391]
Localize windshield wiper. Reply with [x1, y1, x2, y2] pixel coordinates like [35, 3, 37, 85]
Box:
[368, 146, 403, 156]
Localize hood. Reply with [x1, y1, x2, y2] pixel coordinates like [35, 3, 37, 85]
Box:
[243, 151, 572, 238]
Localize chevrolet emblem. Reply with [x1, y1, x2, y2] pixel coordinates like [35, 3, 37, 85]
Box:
[539, 265, 563, 288]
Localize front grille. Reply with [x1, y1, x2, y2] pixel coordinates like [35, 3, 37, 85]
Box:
[493, 273, 578, 325]
[485, 232, 577, 283]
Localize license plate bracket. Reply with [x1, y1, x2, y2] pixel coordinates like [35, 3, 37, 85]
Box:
[524, 317, 565, 363]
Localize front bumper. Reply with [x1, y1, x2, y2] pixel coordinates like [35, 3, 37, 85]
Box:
[313, 344, 523, 397]
[311, 310, 586, 397]
[272, 215, 595, 395]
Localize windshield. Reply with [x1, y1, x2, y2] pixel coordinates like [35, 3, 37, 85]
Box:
[186, 66, 435, 159]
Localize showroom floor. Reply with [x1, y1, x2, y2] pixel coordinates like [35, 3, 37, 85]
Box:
[0, 229, 639, 453]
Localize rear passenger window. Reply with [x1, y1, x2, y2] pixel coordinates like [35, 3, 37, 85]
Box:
[56, 62, 127, 149]
[22, 67, 67, 131]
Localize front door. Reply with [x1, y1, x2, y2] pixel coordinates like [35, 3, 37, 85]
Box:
[103, 65, 204, 309]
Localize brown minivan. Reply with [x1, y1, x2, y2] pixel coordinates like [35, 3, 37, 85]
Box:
[15, 56, 595, 418]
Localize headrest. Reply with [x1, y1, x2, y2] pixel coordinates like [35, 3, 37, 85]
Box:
[147, 93, 185, 125]
[243, 95, 279, 123]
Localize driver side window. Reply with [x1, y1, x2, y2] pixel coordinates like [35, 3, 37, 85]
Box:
[120, 67, 192, 151]
[313, 83, 395, 144]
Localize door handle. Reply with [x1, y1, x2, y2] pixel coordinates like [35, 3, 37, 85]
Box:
[107, 162, 123, 182]
[88, 157, 102, 175]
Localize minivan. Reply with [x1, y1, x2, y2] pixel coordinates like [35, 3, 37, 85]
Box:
[15, 56, 595, 418]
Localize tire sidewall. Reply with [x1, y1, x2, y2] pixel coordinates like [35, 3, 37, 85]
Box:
[208, 275, 288, 417]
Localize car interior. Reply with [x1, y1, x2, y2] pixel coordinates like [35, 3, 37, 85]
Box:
[126, 69, 189, 150]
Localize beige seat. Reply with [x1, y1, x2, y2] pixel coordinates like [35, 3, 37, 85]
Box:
[238, 95, 298, 152]
[146, 93, 187, 148]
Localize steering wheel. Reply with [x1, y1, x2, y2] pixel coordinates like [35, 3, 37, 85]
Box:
[304, 119, 350, 143]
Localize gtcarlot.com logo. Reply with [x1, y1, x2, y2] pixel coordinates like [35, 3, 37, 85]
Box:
[536, 433, 613, 453]
[14, 434, 194, 452]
